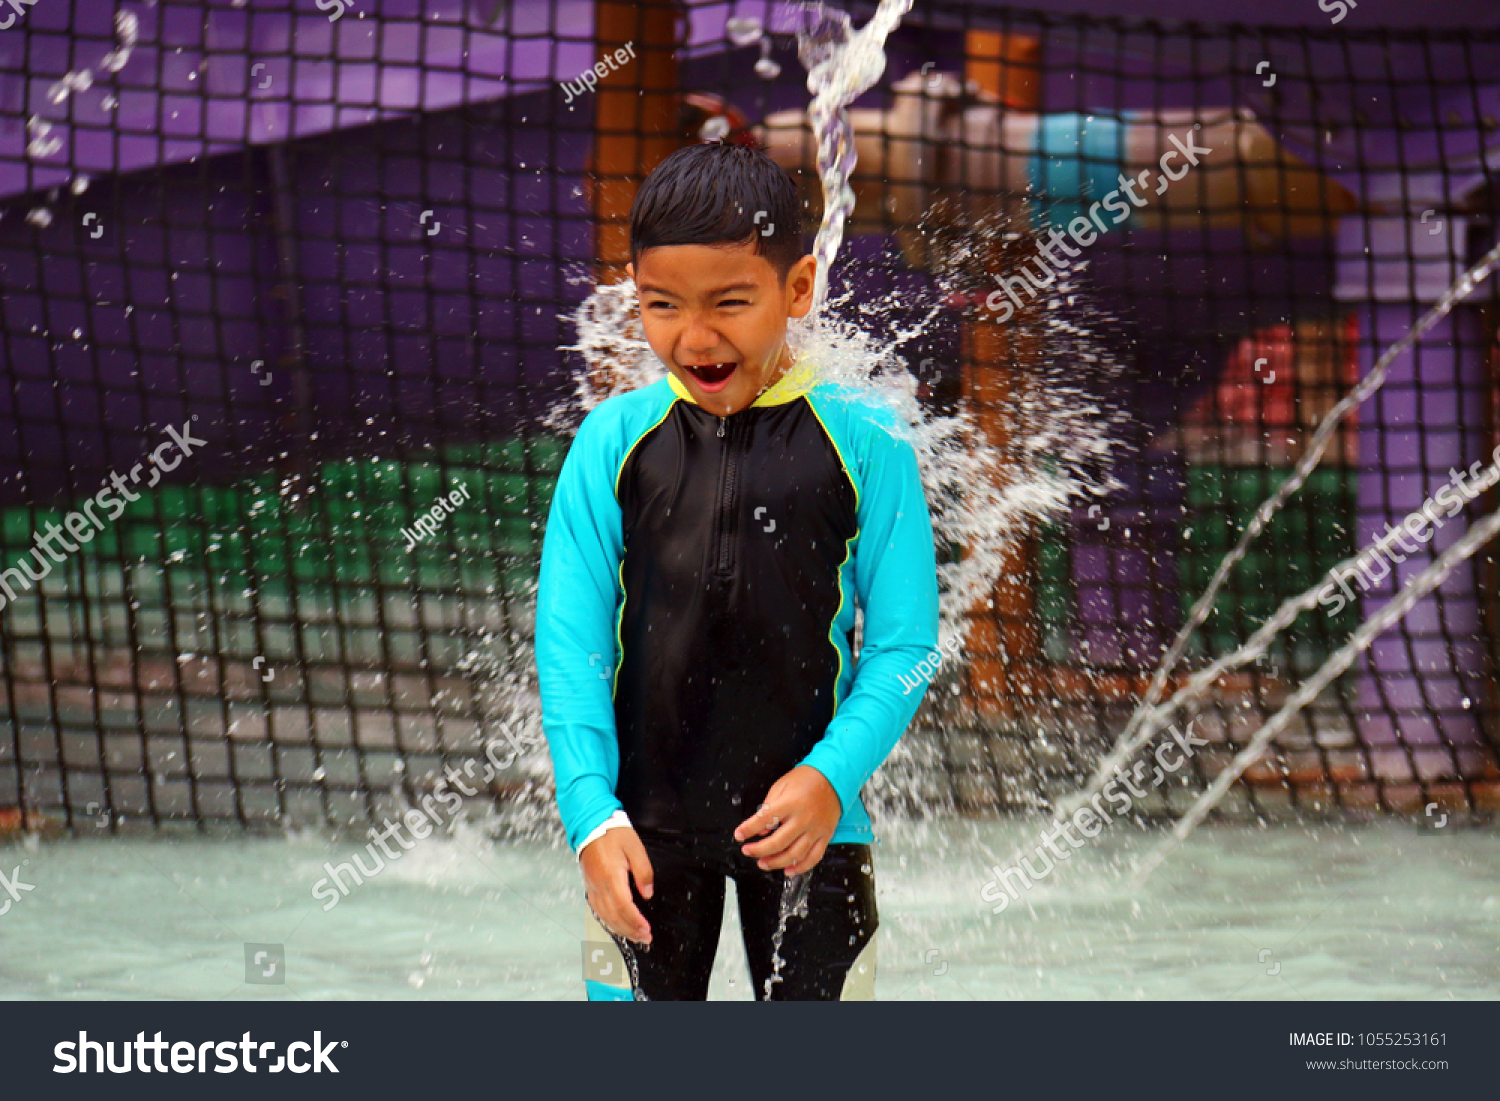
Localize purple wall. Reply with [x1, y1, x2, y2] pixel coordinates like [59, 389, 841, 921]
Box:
[0, 87, 593, 505]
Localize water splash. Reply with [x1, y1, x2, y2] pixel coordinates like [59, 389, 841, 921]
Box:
[762, 871, 812, 999]
[26, 11, 141, 168]
[559, 272, 1121, 660]
[966, 240, 1500, 895]
[619, 936, 650, 1001]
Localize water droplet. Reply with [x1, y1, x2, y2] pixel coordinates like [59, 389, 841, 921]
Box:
[726, 16, 762, 46]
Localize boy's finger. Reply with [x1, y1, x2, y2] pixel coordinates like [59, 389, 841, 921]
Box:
[615, 903, 652, 944]
[786, 837, 828, 877]
[742, 821, 798, 860]
[623, 834, 655, 900]
[588, 893, 632, 944]
[759, 832, 813, 871]
[732, 803, 783, 842]
[608, 869, 653, 944]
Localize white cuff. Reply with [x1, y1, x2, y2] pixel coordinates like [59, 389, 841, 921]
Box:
[577, 810, 632, 856]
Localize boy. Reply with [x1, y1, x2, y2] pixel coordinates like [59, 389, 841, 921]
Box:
[535, 141, 939, 1000]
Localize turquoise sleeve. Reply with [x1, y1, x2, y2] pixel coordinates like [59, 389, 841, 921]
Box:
[800, 404, 941, 817]
[535, 407, 628, 852]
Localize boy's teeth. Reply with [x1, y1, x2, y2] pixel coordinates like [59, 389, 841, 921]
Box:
[689, 362, 736, 382]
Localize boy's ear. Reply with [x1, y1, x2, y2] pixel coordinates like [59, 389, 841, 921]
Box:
[626, 261, 635, 284]
[785, 254, 817, 319]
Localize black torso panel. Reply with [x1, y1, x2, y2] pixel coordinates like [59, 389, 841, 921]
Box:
[612, 397, 858, 835]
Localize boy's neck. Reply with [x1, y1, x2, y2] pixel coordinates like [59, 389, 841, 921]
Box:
[759, 345, 793, 395]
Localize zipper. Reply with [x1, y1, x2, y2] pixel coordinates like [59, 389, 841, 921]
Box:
[714, 416, 739, 575]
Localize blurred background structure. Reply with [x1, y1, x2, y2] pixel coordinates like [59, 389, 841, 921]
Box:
[2, 0, 1499, 835]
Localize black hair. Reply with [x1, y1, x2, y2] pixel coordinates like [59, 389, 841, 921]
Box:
[629, 141, 805, 280]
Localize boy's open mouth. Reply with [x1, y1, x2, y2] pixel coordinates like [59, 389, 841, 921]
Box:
[683, 362, 738, 391]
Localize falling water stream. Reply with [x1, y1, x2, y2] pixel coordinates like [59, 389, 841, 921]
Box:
[763, 871, 813, 1000]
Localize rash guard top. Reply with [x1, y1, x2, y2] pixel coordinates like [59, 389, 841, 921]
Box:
[536, 359, 940, 853]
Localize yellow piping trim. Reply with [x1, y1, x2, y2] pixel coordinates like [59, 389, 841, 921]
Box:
[804, 393, 861, 512]
[612, 558, 626, 701]
[615, 396, 678, 501]
[826, 526, 856, 714]
[611, 393, 680, 700]
[804, 393, 861, 713]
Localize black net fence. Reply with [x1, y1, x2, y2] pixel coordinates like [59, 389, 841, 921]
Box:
[1, 0, 1498, 835]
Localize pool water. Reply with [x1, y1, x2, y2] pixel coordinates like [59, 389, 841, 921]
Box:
[2, 819, 1495, 1000]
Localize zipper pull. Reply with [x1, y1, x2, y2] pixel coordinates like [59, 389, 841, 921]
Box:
[717, 417, 726, 438]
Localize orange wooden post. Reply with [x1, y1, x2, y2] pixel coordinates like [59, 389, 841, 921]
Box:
[591, 1, 681, 281]
[961, 32, 1044, 726]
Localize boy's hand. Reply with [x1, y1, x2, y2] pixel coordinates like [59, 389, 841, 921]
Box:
[733, 765, 842, 877]
[580, 827, 654, 946]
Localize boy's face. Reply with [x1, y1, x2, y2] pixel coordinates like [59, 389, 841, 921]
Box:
[628, 239, 816, 417]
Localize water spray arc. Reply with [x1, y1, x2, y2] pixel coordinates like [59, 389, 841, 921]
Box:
[1029, 239, 1500, 883]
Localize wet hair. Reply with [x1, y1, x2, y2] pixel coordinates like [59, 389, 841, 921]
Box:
[629, 141, 805, 280]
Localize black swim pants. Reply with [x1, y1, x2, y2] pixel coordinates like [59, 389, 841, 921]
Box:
[582, 828, 878, 1001]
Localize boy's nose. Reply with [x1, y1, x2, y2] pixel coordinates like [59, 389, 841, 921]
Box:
[679, 317, 722, 356]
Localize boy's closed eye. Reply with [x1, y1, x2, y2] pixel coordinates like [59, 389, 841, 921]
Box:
[645, 300, 748, 311]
